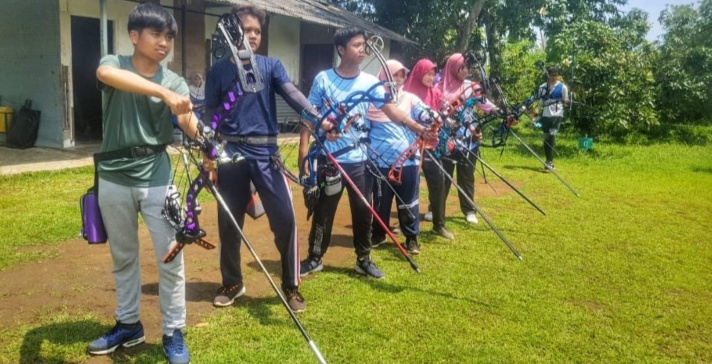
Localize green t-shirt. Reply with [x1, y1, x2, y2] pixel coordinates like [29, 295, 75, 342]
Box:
[97, 55, 188, 187]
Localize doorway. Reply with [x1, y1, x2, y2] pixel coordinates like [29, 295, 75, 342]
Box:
[301, 44, 334, 94]
[71, 16, 114, 142]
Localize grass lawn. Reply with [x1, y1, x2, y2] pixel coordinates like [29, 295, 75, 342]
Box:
[0, 128, 710, 363]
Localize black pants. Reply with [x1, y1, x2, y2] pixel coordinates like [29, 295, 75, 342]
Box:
[540, 116, 563, 163]
[421, 155, 447, 230]
[442, 149, 477, 215]
[217, 158, 299, 289]
[308, 161, 373, 260]
[372, 165, 420, 238]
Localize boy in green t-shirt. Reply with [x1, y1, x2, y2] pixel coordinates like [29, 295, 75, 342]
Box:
[86, 4, 199, 364]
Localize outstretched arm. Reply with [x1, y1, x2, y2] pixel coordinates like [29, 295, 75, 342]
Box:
[381, 103, 429, 137]
[277, 82, 319, 117]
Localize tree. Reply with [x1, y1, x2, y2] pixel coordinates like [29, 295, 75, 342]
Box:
[548, 20, 658, 139]
[654, 0, 712, 124]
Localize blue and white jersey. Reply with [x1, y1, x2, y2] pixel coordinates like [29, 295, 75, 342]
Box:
[367, 92, 429, 169]
[308, 69, 386, 164]
[537, 81, 569, 118]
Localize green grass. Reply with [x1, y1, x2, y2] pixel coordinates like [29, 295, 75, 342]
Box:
[1, 130, 711, 363]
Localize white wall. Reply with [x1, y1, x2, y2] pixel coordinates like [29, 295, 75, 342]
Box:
[267, 14, 301, 85]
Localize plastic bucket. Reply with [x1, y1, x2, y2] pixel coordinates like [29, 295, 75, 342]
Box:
[578, 137, 593, 150]
[0, 107, 13, 133]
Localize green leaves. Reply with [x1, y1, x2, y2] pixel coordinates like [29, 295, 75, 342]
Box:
[655, 0, 712, 125]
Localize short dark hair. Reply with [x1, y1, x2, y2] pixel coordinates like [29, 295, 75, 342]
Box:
[127, 3, 178, 37]
[547, 66, 560, 74]
[334, 27, 366, 51]
[232, 5, 267, 26]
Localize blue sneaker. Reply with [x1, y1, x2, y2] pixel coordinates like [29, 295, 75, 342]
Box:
[163, 329, 191, 364]
[87, 321, 145, 355]
[355, 256, 385, 279]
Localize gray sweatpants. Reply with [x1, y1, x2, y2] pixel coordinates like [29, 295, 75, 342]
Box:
[98, 178, 186, 336]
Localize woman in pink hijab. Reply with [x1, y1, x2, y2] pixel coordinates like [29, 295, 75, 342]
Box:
[367, 60, 432, 254]
[435, 53, 500, 226]
[402, 59, 455, 240]
[403, 59, 442, 110]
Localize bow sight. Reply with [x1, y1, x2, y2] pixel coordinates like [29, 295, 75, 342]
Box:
[212, 13, 264, 92]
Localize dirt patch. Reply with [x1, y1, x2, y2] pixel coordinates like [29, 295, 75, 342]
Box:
[0, 176, 521, 350]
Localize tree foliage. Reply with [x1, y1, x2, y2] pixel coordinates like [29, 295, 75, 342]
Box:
[654, 0, 712, 124]
[548, 21, 658, 140]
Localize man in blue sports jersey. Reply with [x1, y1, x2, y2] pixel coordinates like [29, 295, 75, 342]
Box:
[536, 66, 570, 170]
[204, 5, 317, 313]
[298, 27, 433, 279]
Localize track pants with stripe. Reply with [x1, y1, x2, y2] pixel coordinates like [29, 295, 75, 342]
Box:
[217, 158, 300, 288]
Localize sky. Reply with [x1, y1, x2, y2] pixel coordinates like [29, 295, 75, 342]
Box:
[622, 0, 696, 41]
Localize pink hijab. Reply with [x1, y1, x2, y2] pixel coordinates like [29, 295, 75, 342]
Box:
[403, 59, 442, 109]
[377, 60, 407, 99]
[437, 53, 467, 102]
[368, 60, 416, 122]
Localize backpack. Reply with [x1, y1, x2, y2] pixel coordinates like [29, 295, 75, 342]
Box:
[6, 99, 41, 149]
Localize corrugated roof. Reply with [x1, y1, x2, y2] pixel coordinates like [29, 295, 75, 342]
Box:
[207, 0, 416, 44]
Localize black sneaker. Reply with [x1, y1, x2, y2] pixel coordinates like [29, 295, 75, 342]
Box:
[406, 236, 420, 255]
[372, 234, 387, 248]
[213, 283, 246, 307]
[299, 257, 323, 277]
[282, 285, 306, 313]
[433, 226, 455, 240]
[87, 321, 145, 355]
[355, 256, 385, 279]
[544, 161, 555, 171]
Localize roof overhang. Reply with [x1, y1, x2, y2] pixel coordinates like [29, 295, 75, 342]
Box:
[207, 0, 417, 45]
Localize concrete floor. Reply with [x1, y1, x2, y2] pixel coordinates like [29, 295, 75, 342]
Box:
[0, 142, 99, 175]
[0, 133, 300, 176]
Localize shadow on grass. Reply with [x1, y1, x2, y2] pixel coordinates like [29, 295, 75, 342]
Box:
[216, 294, 305, 328]
[500, 164, 547, 173]
[692, 166, 712, 174]
[19, 320, 161, 364]
[312, 266, 493, 308]
[379, 273, 490, 307]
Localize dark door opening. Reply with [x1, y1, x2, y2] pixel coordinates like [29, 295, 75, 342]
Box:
[301, 44, 334, 94]
[71, 16, 114, 142]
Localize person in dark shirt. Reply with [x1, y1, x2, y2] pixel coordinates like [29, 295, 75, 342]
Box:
[204, 5, 317, 313]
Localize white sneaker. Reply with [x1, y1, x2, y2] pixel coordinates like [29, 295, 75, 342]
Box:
[466, 212, 479, 224]
[423, 211, 433, 222]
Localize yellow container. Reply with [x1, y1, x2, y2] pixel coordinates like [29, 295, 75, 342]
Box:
[0, 107, 12, 133]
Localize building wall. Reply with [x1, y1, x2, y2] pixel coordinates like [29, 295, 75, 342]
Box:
[267, 15, 301, 86]
[170, 0, 207, 79]
[59, 0, 139, 147]
[0, 0, 62, 148]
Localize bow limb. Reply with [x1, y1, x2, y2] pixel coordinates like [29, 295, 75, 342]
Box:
[365, 35, 397, 102]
